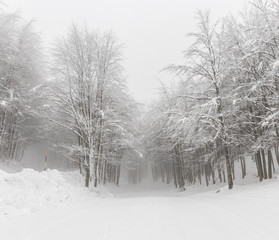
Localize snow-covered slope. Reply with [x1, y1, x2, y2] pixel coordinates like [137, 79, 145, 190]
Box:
[0, 168, 112, 222]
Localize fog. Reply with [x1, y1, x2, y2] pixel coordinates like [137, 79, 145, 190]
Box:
[7, 0, 247, 102]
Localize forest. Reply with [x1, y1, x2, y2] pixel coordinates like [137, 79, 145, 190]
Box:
[1, 0, 279, 191]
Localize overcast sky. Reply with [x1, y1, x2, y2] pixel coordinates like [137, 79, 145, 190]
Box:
[6, 0, 247, 103]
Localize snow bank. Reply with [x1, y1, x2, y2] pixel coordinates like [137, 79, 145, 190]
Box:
[0, 160, 23, 173]
[0, 168, 113, 222]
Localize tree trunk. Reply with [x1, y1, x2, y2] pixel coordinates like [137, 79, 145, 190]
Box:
[174, 147, 185, 189]
[211, 163, 216, 184]
[198, 165, 202, 185]
[224, 145, 233, 189]
[231, 159, 235, 180]
[267, 149, 273, 179]
[256, 151, 263, 182]
[240, 156, 246, 179]
[274, 144, 279, 165]
[205, 165, 209, 186]
[172, 161, 178, 188]
[116, 165, 121, 186]
[261, 149, 267, 179]
[85, 167, 90, 188]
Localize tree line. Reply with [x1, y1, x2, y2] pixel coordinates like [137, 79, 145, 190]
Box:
[145, 0, 279, 190]
[0, 7, 144, 187]
[2, 0, 279, 191]
[0, 11, 43, 162]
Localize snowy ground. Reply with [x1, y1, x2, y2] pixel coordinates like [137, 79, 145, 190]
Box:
[1, 161, 279, 240]
[0, 164, 112, 223]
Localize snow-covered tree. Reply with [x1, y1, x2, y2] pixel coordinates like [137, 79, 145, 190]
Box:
[49, 24, 143, 187]
[0, 10, 44, 162]
[146, 0, 279, 190]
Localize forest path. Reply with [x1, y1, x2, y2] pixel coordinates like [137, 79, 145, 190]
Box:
[1, 180, 279, 240]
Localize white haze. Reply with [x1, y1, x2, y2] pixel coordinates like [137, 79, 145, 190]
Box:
[7, 0, 247, 103]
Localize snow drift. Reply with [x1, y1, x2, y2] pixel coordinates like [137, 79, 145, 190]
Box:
[0, 168, 112, 222]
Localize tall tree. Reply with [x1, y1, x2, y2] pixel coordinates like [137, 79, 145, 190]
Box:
[0, 11, 43, 162]
[49, 24, 143, 187]
[167, 11, 234, 189]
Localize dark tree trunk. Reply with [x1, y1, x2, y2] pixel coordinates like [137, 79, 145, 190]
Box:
[103, 160, 107, 185]
[205, 165, 209, 186]
[198, 165, 202, 185]
[274, 144, 279, 165]
[172, 161, 178, 188]
[94, 161, 98, 188]
[272, 155, 275, 173]
[116, 165, 121, 186]
[267, 149, 273, 179]
[224, 145, 233, 189]
[240, 156, 246, 179]
[211, 163, 216, 184]
[174, 147, 185, 189]
[256, 151, 263, 182]
[85, 167, 90, 188]
[231, 160, 235, 180]
[261, 149, 267, 179]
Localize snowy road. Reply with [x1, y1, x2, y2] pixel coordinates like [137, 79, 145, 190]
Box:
[1, 181, 279, 240]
